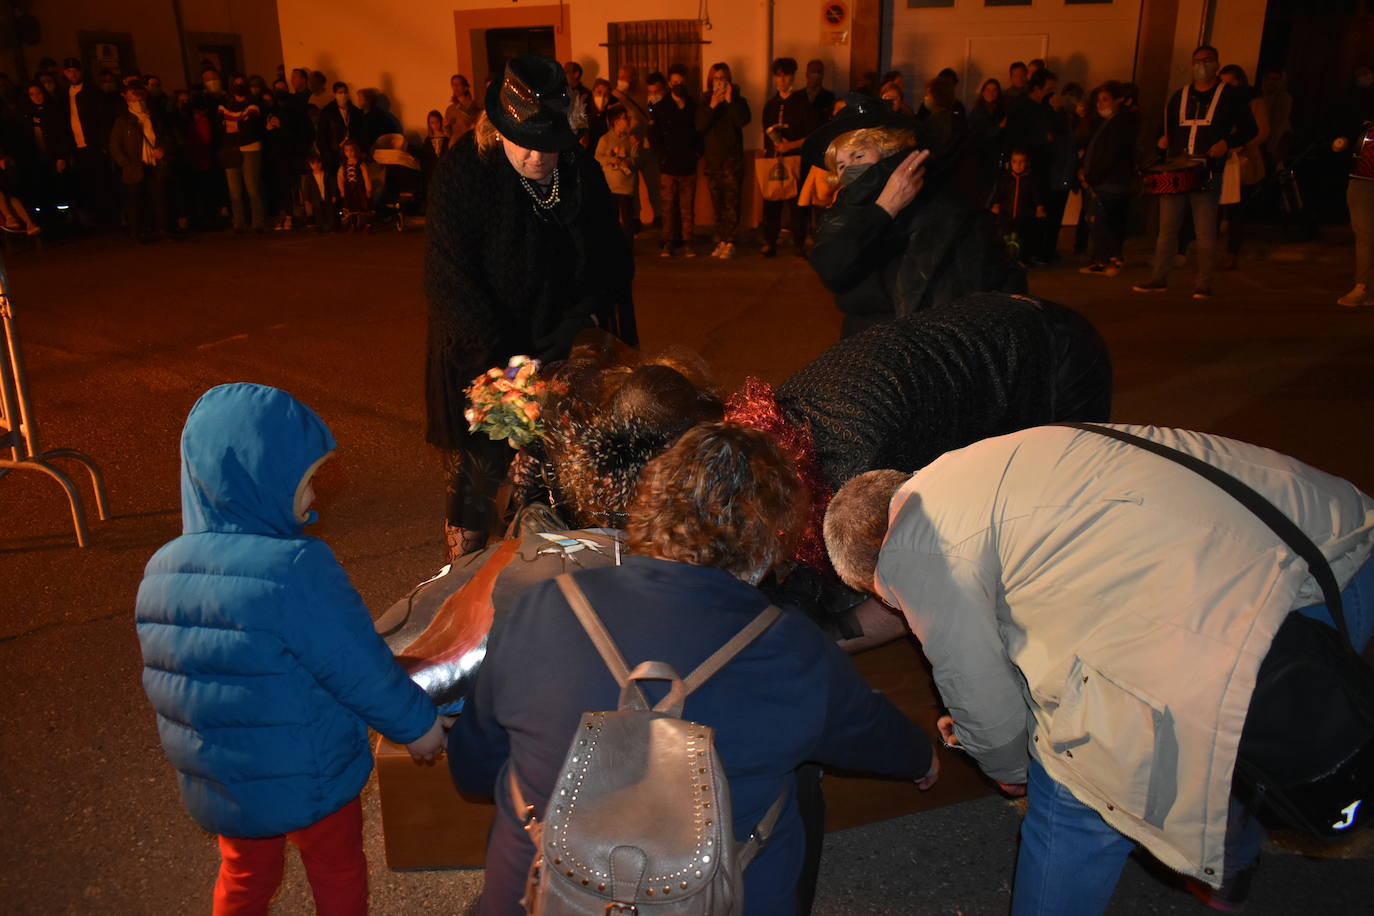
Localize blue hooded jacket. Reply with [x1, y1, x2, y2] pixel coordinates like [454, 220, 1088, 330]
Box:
[136, 383, 436, 837]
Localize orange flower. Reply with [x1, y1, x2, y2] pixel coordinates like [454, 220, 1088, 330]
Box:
[523, 402, 541, 420]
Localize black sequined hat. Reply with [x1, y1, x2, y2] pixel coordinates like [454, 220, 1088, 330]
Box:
[484, 55, 578, 152]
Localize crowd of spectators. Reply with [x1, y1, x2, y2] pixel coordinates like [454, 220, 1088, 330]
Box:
[0, 57, 416, 241]
[2, 47, 1367, 278]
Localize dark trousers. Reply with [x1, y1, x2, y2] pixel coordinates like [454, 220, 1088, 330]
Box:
[794, 763, 826, 916]
[177, 166, 226, 230]
[1223, 184, 1260, 256]
[1041, 187, 1070, 259]
[1002, 215, 1043, 260]
[1088, 188, 1131, 263]
[660, 172, 696, 246]
[71, 146, 115, 227]
[762, 197, 809, 250]
[611, 192, 636, 245]
[124, 165, 169, 238]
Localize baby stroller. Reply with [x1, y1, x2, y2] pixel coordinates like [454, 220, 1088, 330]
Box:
[371, 134, 423, 232]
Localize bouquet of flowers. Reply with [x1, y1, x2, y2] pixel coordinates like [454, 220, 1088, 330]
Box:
[464, 356, 561, 449]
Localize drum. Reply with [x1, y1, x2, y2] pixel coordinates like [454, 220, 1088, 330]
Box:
[1142, 157, 1208, 195]
[1355, 122, 1374, 181]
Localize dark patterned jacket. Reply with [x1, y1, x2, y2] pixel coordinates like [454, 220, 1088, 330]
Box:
[776, 292, 1113, 490]
[423, 132, 634, 450]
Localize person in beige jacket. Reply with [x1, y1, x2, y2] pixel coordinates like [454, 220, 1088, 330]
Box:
[823, 423, 1374, 914]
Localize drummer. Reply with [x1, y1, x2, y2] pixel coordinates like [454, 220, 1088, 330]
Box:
[1133, 44, 1257, 300]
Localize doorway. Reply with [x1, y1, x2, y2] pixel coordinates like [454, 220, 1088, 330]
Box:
[484, 26, 556, 85]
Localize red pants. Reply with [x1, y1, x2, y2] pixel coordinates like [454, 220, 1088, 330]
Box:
[213, 795, 368, 915]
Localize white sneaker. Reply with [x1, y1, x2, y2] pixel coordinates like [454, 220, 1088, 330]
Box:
[721, 242, 736, 260]
[1337, 284, 1372, 308]
[711, 241, 725, 258]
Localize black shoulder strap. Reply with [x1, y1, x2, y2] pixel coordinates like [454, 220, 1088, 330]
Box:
[1058, 423, 1351, 645]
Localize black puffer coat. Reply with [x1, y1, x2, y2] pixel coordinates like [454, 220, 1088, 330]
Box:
[776, 292, 1112, 490]
[424, 132, 635, 450]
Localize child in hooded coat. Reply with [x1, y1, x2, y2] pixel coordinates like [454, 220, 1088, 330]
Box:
[136, 382, 445, 915]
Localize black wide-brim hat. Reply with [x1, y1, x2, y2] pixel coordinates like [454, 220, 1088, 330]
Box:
[800, 92, 921, 171]
[485, 54, 578, 153]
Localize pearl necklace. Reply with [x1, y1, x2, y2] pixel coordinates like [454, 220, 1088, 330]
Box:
[520, 168, 561, 211]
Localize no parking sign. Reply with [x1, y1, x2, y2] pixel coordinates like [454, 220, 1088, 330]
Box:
[821, 0, 850, 46]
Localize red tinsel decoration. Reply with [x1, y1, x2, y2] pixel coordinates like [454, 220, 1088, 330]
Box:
[724, 377, 834, 573]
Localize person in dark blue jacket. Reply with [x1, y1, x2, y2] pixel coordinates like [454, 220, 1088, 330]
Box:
[449, 423, 937, 915]
[135, 382, 446, 915]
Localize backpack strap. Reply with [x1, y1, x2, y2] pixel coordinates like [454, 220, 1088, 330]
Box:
[738, 785, 789, 870]
[1057, 423, 1352, 646]
[556, 573, 650, 709]
[682, 604, 783, 696]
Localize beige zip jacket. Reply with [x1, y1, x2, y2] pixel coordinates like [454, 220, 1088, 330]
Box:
[875, 424, 1374, 885]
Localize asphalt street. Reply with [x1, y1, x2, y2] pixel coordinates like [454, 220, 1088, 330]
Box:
[2, 223, 1373, 915]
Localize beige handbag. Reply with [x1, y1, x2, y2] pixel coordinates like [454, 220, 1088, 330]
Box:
[1220, 149, 1243, 205]
[755, 155, 802, 202]
[510, 574, 786, 915]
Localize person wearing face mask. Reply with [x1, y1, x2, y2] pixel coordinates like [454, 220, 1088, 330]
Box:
[1133, 45, 1257, 299]
[696, 61, 751, 259]
[60, 57, 117, 228]
[648, 64, 700, 257]
[621, 66, 661, 232]
[804, 93, 1022, 336]
[424, 55, 635, 562]
[584, 78, 614, 152]
[1078, 82, 1140, 277]
[108, 83, 169, 241]
[316, 81, 368, 189]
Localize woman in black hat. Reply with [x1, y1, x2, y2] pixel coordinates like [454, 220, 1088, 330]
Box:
[425, 54, 635, 561]
[805, 94, 1022, 337]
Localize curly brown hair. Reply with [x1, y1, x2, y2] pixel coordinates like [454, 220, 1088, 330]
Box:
[627, 422, 806, 584]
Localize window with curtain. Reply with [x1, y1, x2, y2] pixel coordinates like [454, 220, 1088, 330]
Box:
[606, 20, 705, 91]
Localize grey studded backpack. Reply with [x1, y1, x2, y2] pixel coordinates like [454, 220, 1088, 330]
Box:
[508, 573, 787, 915]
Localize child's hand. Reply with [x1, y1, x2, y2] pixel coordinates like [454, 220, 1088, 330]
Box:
[406, 715, 447, 765]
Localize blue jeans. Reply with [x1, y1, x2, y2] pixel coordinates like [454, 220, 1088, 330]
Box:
[1295, 552, 1374, 652]
[224, 150, 265, 231]
[1013, 555, 1374, 915]
[1149, 188, 1219, 289]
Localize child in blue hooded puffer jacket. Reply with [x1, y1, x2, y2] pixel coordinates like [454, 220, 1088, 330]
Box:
[136, 383, 445, 915]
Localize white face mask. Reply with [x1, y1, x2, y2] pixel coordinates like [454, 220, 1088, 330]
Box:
[1097, 105, 1113, 118]
[648, 91, 664, 104]
[204, 79, 222, 93]
[1193, 60, 1218, 82]
[616, 79, 630, 93]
